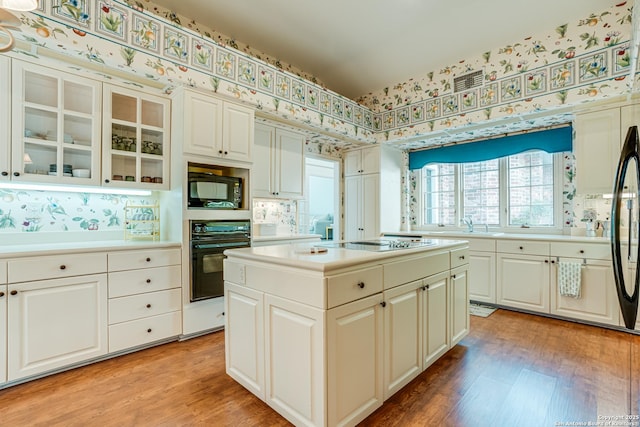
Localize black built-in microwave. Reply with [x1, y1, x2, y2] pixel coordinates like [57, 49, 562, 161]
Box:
[187, 170, 243, 209]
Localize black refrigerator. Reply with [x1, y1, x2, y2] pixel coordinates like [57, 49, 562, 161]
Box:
[611, 125, 640, 329]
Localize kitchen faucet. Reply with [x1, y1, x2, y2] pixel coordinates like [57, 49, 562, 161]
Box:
[461, 216, 473, 232]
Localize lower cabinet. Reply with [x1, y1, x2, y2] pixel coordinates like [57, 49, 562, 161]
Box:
[7, 274, 108, 381]
[328, 293, 383, 427]
[468, 250, 496, 304]
[423, 272, 450, 369]
[0, 284, 6, 384]
[550, 258, 618, 326]
[497, 253, 550, 313]
[450, 266, 470, 346]
[266, 294, 326, 427]
[225, 282, 265, 400]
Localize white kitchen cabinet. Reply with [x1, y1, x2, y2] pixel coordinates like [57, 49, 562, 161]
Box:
[383, 280, 422, 399]
[107, 248, 182, 353]
[422, 271, 450, 369]
[265, 294, 325, 427]
[7, 273, 108, 381]
[0, 284, 6, 384]
[327, 293, 384, 427]
[175, 88, 253, 162]
[253, 123, 304, 199]
[0, 56, 10, 181]
[450, 265, 470, 346]
[551, 258, 618, 326]
[225, 281, 265, 400]
[497, 252, 550, 313]
[345, 173, 379, 241]
[466, 238, 497, 304]
[344, 144, 403, 240]
[344, 146, 381, 176]
[102, 84, 170, 190]
[11, 59, 102, 186]
[574, 107, 621, 195]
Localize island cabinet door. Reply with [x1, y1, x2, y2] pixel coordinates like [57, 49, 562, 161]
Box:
[224, 282, 265, 401]
[382, 280, 423, 400]
[327, 293, 384, 427]
[264, 294, 325, 427]
[450, 265, 470, 346]
[422, 271, 450, 370]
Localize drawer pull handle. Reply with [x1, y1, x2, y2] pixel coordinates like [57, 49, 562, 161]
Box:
[579, 250, 584, 254]
[146, 279, 151, 284]
[146, 304, 151, 308]
[519, 246, 523, 250]
[146, 257, 151, 262]
[357, 282, 365, 289]
[459, 255, 465, 260]
[0, 291, 4, 297]
[147, 328, 152, 333]
[10, 290, 17, 296]
[452, 274, 457, 279]
[380, 301, 386, 308]
[545, 259, 549, 263]
[59, 265, 66, 270]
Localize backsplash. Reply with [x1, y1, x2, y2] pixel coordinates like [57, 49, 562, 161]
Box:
[0, 188, 155, 235]
[252, 199, 298, 235]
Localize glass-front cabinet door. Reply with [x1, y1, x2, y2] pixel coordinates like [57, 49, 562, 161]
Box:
[102, 85, 170, 190]
[11, 60, 102, 185]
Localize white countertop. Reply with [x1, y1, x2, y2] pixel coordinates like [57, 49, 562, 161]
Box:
[383, 230, 612, 244]
[0, 240, 182, 258]
[224, 238, 467, 272]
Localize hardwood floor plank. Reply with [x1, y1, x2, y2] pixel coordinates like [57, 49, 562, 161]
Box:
[0, 309, 638, 426]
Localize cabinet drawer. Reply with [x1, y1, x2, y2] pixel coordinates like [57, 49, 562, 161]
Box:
[8, 252, 107, 283]
[550, 242, 610, 260]
[497, 240, 549, 256]
[0, 260, 6, 284]
[108, 265, 181, 298]
[451, 247, 469, 268]
[384, 251, 450, 289]
[465, 238, 496, 252]
[109, 310, 182, 353]
[109, 288, 181, 324]
[327, 266, 383, 308]
[108, 248, 181, 272]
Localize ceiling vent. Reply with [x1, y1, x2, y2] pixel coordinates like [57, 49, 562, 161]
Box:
[454, 70, 483, 93]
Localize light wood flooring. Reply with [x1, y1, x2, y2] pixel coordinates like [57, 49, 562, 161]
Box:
[1, 309, 638, 426]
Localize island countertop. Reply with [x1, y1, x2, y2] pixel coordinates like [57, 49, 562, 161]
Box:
[224, 238, 468, 273]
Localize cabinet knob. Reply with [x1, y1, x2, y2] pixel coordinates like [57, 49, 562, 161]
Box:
[1, 171, 7, 176]
[545, 259, 549, 263]
[104, 179, 110, 184]
[60, 265, 66, 270]
[146, 278, 151, 283]
[551, 260, 556, 264]
[421, 286, 427, 291]
[0, 291, 4, 297]
[579, 250, 584, 254]
[146, 257, 151, 262]
[519, 246, 524, 250]
[222, 312, 225, 316]
[224, 151, 228, 155]
[380, 301, 386, 308]
[452, 274, 457, 279]
[218, 150, 223, 154]
[10, 290, 17, 296]
[13, 172, 19, 177]
[146, 304, 151, 308]
[357, 282, 365, 289]
[147, 328, 152, 333]
[459, 255, 465, 260]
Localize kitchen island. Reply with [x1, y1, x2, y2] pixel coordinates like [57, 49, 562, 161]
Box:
[223, 238, 469, 427]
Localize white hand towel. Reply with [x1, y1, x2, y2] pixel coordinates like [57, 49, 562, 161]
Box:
[558, 261, 582, 299]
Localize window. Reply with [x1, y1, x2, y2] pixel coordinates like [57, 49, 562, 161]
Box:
[420, 150, 561, 230]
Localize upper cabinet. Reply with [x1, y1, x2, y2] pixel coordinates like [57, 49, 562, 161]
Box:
[102, 85, 170, 190]
[11, 60, 102, 186]
[252, 122, 305, 199]
[0, 56, 10, 181]
[176, 88, 253, 163]
[344, 146, 380, 176]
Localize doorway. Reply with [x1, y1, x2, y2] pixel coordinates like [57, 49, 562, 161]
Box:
[301, 156, 340, 240]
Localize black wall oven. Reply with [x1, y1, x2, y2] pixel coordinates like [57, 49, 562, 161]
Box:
[190, 220, 250, 302]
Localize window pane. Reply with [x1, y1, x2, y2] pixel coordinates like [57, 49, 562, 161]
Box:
[462, 160, 500, 226]
[422, 163, 455, 225]
[508, 151, 554, 226]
